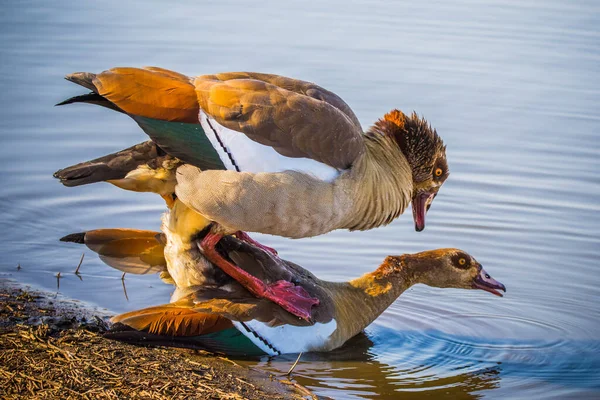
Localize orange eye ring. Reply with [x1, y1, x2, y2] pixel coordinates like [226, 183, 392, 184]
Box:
[458, 258, 466, 266]
[434, 168, 443, 177]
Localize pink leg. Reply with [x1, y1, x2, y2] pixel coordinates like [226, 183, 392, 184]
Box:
[234, 231, 278, 256]
[200, 231, 319, 321]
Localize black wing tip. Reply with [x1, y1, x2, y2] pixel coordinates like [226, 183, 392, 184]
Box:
[60, 232, 86, 244]
[103, 325, 214, 351]
[55, 92, 103, 107]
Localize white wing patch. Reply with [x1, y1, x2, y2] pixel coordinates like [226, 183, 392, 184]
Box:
[199, 110, 340, 182]
[233, 319, 337, 355]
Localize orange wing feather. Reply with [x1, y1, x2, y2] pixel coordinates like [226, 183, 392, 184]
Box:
[111, 305, 233, 336]
[93, 67, 199, 123]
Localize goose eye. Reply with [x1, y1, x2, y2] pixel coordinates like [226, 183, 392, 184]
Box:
[458, 258, 466, 266]
[434, 167, 443, 177]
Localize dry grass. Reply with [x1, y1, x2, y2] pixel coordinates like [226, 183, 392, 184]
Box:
[0, 286, 315, 400]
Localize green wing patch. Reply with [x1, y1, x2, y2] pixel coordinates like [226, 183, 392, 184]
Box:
[198, 327, 267, 357]
[133, 116, 226, 171]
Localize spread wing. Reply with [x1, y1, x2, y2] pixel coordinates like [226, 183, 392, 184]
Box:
[193, 73, 366, 170]
[88, 67, 366, 171]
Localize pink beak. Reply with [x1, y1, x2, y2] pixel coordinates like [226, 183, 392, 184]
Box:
[412, 192, 435, 232]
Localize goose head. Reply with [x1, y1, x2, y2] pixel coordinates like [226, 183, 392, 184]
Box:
[370, 109, 448, 231]
[396, 248, 505, 296]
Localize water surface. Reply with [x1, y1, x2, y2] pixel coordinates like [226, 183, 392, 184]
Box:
[1, 1, 599, 398]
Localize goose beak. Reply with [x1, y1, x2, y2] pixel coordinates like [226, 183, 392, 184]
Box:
[412, 191, 435, 232]
[472, 267, 506, 297]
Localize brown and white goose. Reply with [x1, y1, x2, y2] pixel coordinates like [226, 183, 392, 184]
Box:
[62, 229, 505, 356]
[57, 67, 449, 319]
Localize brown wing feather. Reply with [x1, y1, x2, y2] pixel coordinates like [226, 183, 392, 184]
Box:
[92, 67, 199, 123]
[193, 75, 366, 169]
[201, 72, 362, 129]
[190, 290, 314, 327]
[142, 66, 192, 83]
[111, 304, 233, 336]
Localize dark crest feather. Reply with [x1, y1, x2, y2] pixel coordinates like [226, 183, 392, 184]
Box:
[367, 109, 447, 182]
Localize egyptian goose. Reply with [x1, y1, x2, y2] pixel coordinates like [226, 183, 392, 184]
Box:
[63, 230, 505, 355]
[57, 67, 449, 319]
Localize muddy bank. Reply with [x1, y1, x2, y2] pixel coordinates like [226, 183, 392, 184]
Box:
[0, 280, 315, 399]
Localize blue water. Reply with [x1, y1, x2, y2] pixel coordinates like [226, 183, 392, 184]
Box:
[1, 0, 599, 398]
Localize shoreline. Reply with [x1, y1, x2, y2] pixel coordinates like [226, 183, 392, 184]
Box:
[0, 279, 316, 399]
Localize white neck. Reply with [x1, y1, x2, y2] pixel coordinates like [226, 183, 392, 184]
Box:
[339, 135, 413, 231]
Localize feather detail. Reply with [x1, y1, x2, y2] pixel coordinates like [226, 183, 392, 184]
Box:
[198, 110, 339, 180]
[175, 165, 353, 238]
[60, 229, 167, 275]
[55, 92, 124, 113]
[133, 116, 226, 171]
[340, 134, 413, 231]
[111, 305, 233, 337]
[192, 75, 365, 170]
[92, 67, 199, 123]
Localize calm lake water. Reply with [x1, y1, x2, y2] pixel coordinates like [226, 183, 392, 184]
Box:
[1, 1, 599, 398]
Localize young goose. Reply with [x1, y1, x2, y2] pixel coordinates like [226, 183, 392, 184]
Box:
[58, 67, 449, 319]
[99, 237, 505, 356]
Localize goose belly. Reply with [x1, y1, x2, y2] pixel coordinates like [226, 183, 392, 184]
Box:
[199, 110, 339, 182]
[232, 319, 338, 355]
[163, 240, 208, 288]
[161, 211, 214, 291]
